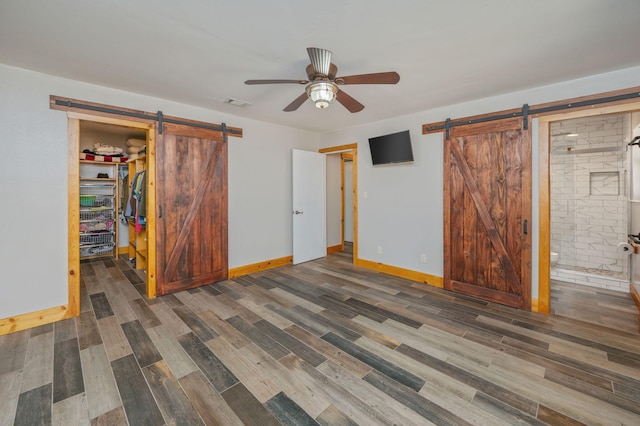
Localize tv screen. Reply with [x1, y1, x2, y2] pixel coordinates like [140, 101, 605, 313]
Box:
[368, 130, 414, 165]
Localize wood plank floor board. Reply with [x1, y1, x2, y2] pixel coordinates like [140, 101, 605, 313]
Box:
[213, 281, 247, 301]
[238, 344, 335, 420]
[0, 369, 22, 425]
[315, 405, 359, 426]
[143, 360, 205, 425]
[95, 315, 132, 361]
[52, 337, 84, 403]
[76, 310, 103, 350]
[179, 370, 245, 426]
[265, 302, 331, 336]
[121, 268, 144, 286]
[535, 404, 589, 426]
[396, 342, 539, 416]
[345, 297, 424, 329]
[269, 287, 327, 313]
[89, 292, 114, 320]
[498, 335, 640, 393]
[291, 354, 428, 425]
[172, 304, 219, 342]
[79, 343, 122, 420]
[470, 391, 546, 425]
[544, 367, 640, 416]
[253, 318, 327, 367]
[318, 308, 404, 350]
[226, 315, 291, 360]
[284, 324, 372, 378]
[206, 336, 281, 403]
[3, 255, 640, 425]
[147, 300, 193, 337]
[104, 292, 137, 324]
[353, 315, 489, 367]
[292, 305, 362, 341]
[146, 325, 199, 379]
[54, 317, 78, 343]
[128, 298, 162, 329]
[52, 392, 91, 426]
[13, 383, 52, 426]
[265, 391, 321, 426]
[120, 319, 163, 368]
[237, 297, 294, 329]
[177, 331, 239, 392]
[220, 382, 282, 426]
[217, 293, 264, 323]
[20, 330, 54, 393]
[198, 309, 252, 349]
[111, 354, 164, 426]
[90, 405, 128, 426]
[321, 332, 425, 392]
[363, 368, 473, 426]
[30, 322, 54, 338]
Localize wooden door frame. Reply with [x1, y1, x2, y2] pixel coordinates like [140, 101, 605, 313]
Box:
[319, 143, 358, 263]
[341, 152, 354, 251]
[67, 112, 154, 312]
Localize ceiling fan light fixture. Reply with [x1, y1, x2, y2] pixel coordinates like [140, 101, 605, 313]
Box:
[306, 81, 338, 109]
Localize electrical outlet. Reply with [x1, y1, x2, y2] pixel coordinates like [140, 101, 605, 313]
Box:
[363, 191, 368, 199]
[420, 253, 427, 263]
[377, 246, 382, 255]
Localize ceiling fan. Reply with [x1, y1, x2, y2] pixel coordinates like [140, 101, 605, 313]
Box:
[245, 47, 400, 113]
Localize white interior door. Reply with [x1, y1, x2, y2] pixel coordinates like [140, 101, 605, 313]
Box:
[292, 149, 326, 264]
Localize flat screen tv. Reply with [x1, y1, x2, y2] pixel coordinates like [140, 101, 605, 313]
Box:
[368, 130, 414, 165]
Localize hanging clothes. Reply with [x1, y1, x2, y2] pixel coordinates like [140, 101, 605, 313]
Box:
[125, 170, 146, 232]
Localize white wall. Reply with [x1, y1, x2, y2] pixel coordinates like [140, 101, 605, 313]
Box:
[0, 63, 320, 319]
[323, 65, 640, 300]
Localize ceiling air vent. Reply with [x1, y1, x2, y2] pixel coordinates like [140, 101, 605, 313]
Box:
[222, 98, 251, 107]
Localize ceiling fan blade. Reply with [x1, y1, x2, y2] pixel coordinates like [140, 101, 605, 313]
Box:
[245, 79, 308, 85]
[336, 72, 400, 85]
[283, 92, 308, 112]
[307, 47, 332, 76]
[336, 89, 365, 113]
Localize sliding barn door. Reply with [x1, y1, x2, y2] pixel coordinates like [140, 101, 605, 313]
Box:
[444, 117, 531, 309]
[155, 123, 228, 296]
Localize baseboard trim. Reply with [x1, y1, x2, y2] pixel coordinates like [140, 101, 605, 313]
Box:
[117, 246, 128, 255]
[355, 258, 443, 288]
[229, 256, 293, 278]
[327, 244, 343, 254]
[0, 304, 70, 336]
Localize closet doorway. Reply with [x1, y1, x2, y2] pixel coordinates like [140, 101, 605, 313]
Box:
[67, 113, 153, 315]
[320, 143, 358, 264]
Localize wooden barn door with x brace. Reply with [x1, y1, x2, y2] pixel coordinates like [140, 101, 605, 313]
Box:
[443, 117, 532, 309]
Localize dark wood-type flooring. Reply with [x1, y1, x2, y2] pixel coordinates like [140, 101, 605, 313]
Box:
[1, 251, 639, 425]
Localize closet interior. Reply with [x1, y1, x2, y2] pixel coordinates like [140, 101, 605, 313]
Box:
[78, 120, 148, 275]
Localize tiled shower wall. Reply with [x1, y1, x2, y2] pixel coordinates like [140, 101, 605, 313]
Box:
[550, 114, 629, 282]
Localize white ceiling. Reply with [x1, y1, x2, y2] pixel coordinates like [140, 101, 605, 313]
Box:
[2, 0, 639, 133]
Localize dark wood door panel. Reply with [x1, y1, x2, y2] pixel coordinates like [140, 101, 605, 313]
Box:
[155, 124, 228, 296]
[444, 117, 531, 309]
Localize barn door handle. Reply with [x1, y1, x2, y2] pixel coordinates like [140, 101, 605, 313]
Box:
[159, 205, 162, 218]
[523, 219, 528, 235]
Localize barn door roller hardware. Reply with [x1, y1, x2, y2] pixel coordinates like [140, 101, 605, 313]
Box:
[427, 90, 640, 140]
[53, 99, 242, 137]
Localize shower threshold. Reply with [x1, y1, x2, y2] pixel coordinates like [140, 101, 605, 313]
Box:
[551, 264, 629, 293]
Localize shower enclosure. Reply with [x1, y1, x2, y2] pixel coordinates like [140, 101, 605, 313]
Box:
[549, 113, 635, 292]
